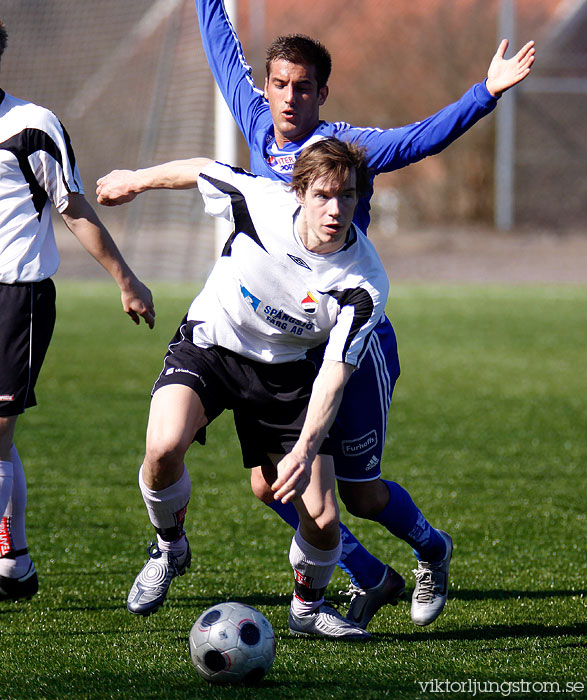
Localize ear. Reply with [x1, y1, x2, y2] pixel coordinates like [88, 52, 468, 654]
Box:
[263, 77, 269, 100]
[318, 85, 329, 107]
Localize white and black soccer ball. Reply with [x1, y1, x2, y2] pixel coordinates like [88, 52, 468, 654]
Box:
[189, 601, 275, 684]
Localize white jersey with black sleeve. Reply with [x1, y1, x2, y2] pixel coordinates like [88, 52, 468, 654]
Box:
[0, 90, 83, 283]
[187, 161, 389, 366]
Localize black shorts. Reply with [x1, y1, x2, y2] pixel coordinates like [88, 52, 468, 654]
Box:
[0, 279, 56, 417]
[152, 320, 331, 467]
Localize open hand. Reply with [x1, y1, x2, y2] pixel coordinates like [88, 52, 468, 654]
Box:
[121, 278, 155, 328]
[486, 39, 535, 97]
[272, 451, 311, 504]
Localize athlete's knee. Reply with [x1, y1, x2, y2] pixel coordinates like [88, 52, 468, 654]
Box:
[250, 466, 275, 504]
[144, 436, 187, 476]
[338, 479, 389, 519]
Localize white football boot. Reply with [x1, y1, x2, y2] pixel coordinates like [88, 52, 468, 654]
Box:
[127, 540, 191, 616]
[411, 530, 453, 626]
[289, 604, 371, 640]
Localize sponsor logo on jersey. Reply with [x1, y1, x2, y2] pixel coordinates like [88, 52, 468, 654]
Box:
[341, 430, 378, 456]
[287, 254, 312, 270]
[266, 153, 296, 173]
[267, 154, 296, 167]
[240, 283, 262, 311]
[263, 305, 314, 331]
[0, 394, 15, 402]
[301, 291, 319, 314]
[0, 516, 13, 557]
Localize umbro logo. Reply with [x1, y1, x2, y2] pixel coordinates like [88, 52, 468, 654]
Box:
[287, 254, 312, 270]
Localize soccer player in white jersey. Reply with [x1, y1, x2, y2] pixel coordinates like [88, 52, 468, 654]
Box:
[0, 20, 155, 604]
[97, 138, 390, 639]
[191, 0, 536, 629]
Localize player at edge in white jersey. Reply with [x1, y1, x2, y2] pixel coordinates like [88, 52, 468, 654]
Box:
[0, 18, 154, 606]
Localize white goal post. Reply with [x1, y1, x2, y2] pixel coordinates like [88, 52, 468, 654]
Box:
[214, 0, 239, 258]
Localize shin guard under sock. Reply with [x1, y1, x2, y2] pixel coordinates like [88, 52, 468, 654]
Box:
[139, 465, 191, 554]
[289, 528, 341, 615]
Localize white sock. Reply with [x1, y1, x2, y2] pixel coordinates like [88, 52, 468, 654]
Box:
[0, 447, 30, 578]
[139, 465, 191, 556]
[289, 528, 341, 616]
[0, 459, 15, 576]
[0, 459, 14, 519]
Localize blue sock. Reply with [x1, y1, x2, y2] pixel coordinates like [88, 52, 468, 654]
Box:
[375, 481, 447, 562]
[338, 521, 386, 589]
[265, 499, 300, 528]
[265, 500, 386, 590]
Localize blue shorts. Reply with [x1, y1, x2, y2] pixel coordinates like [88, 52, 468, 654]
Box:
[329, 315, 400, 482]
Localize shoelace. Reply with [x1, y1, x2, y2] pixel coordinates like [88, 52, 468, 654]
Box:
[337, 582, 365, 600]
[147, 542, 161, 558]
[146, 542, 180, 575]
[412, 568, 441, 601]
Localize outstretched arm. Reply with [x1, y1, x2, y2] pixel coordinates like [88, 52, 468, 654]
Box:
[96, 158, 213, 206]
[486, 39, 535, 98]
[195, 0, 268, 144]
[60, 193, 155, 328]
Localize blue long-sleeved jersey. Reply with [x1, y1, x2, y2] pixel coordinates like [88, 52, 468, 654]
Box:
[195, 0, 498, 232]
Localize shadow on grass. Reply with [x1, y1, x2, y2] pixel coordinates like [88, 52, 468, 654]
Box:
[376, 621, 586, 643]
[5, 673, 307, 700]
[0, 583, 292, 614]
[448, 588, 585, 601]
[3, 588, 583, 619]
[173, 592, 290, 609]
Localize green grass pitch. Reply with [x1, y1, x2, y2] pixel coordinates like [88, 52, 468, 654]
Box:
[1, 282, 585, 699]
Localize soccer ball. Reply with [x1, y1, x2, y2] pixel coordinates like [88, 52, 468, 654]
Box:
[189, 601, 275, 684]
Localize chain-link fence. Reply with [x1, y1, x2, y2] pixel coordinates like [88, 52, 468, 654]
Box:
[1, 0, 584, 281]
[2, 0, 216, 280]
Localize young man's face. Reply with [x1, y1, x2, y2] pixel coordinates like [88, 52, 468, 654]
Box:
[298, 169, 358, 255]
[264, 60, 328, 148]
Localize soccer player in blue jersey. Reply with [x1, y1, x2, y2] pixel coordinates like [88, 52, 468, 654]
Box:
[0, 19, 154, 604]
[192, 0, 535, 629]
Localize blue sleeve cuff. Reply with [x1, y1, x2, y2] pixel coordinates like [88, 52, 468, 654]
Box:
[478, 79, 500, 105]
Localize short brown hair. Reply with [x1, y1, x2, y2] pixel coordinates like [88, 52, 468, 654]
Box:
[0, 21, 7, 62]
[266, 34, 331, 90]
[291, 138, 370, 198]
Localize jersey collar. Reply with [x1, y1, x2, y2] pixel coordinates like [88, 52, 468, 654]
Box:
[266, 123, 327, 154]
[293, 208, 358, 255]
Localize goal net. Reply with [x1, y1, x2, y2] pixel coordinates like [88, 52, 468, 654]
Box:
[2, 0, 220, 281]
